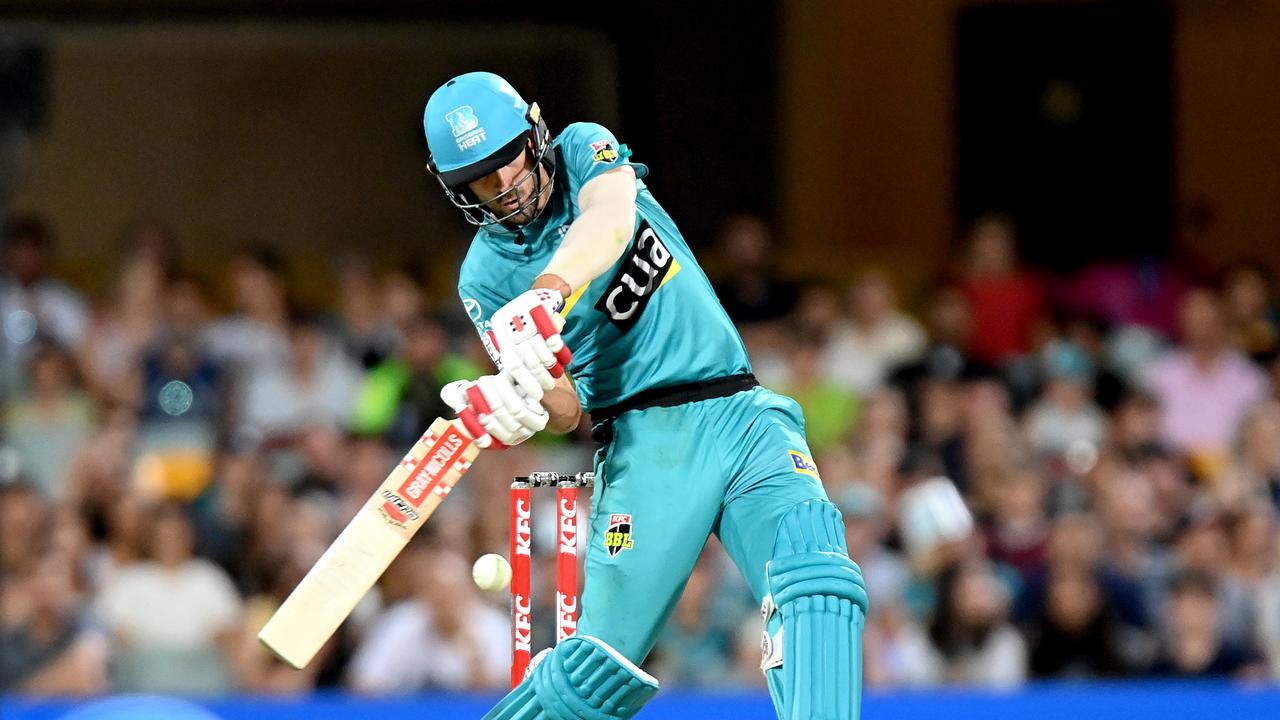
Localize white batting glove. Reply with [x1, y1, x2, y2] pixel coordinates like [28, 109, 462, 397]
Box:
[440, 372, 549, 450]
[490, 288, 573, 394]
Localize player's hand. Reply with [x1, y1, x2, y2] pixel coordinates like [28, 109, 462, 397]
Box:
[440, 371, 549, 450]
[489, 288, 573, 393]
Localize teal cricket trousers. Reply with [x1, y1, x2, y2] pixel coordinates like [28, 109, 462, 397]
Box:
[577, 385, 828, 664]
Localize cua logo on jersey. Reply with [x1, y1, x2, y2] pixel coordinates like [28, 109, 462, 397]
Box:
[604, 513, 634, 557]
[789, 450, 820, 478]
[445, 105, 486, 151]
[594, 219, 680, 333]
[590, 139, 619, 163]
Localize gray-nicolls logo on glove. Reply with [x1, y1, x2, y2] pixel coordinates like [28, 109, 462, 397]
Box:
[442, 288, 571, 450]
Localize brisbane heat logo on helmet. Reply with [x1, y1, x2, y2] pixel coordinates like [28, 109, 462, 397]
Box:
[445, 105, 486, 152]
[445, 105, 479, 136]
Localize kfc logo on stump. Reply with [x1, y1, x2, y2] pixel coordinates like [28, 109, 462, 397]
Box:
[558, 496, 578, 554]
[555, 492, 580, 642]
[512, 498, 532, 558]
[556, 592, 578, 638]
[512, 592, 532, 655]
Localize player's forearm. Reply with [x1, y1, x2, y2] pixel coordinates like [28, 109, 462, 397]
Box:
[530, 169, 634, 432]
[543, 373, 582, 434]
[539, 167, 637, 293]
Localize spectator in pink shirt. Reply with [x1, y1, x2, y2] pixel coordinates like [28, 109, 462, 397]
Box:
[1144, 288, 1269, 467]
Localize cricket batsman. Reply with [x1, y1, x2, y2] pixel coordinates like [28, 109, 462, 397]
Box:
[424, 72, 867, 720]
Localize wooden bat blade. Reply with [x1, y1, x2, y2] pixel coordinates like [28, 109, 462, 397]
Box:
[257, 418, 478, 669]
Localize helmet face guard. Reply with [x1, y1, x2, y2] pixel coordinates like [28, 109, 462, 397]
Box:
[428, 103, 556, 229]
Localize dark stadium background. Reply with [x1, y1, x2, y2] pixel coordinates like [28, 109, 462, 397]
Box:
[2, 1, 1279, 719]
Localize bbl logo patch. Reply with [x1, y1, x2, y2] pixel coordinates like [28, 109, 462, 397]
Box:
[604, 513, 634, 557]
[590, 139, 619, 163]
[789, 450, 820, 478]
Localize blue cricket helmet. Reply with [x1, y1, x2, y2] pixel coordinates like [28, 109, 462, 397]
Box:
[424, 72, 555, 227]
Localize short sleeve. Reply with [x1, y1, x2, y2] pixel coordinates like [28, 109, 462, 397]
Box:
[556, 122, 647, 197]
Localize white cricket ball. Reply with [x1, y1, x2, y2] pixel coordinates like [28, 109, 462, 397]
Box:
[472, 553, 512, 592]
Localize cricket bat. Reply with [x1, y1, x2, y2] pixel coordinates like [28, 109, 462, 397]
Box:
[258, 417, 479, 669]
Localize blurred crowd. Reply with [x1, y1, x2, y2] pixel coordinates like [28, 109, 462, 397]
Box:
[2, 210, 1279, 696]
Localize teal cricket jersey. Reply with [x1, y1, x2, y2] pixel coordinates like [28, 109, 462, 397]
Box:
[457, 122, 750, 411]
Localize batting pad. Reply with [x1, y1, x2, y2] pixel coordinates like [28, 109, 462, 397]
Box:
[767, 499, 868, 720]
[484, 635, 659, 720]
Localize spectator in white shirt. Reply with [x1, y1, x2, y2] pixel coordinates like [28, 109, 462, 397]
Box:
[926, 557, 1027, 688]
[237, 312, 361, 442]
[824, 269, 927, 394]
[1025, 341, 1106, 457]
[1, 216, 88, 399]
[349, 545, 508, 693]
[203, 246, 291, 379]
[94, 502, 243, 694]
